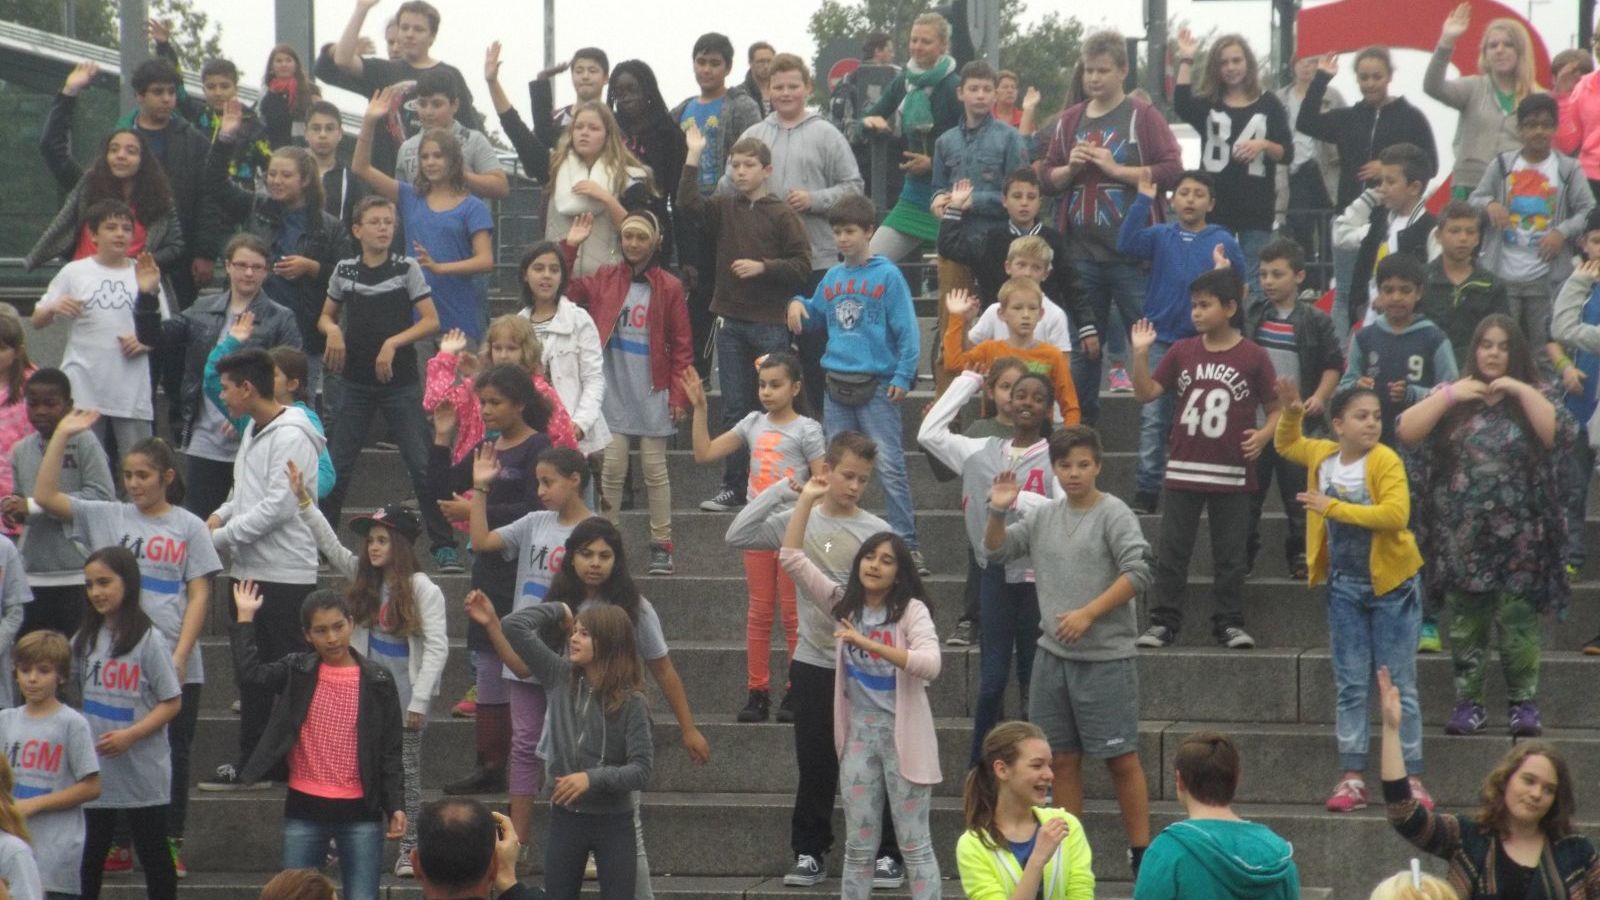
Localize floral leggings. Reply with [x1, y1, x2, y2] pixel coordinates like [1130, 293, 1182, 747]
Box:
[839, 708, 940, 900]
[1448, 591, 1541, 704]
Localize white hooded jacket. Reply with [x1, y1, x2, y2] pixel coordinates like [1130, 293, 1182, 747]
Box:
[212, 404, 325, 583]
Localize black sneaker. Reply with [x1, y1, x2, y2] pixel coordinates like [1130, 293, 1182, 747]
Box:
[699, 488, 745, 512]
[1135, 624, 1175, 648]
[775, 690, 795, 723]
[1218, 626, 1256, 649]
[784, 853, 824, 887]
[197, 764, 271, 792]
[443, 764, 507, 795]
[737, 689, 770, 723]
[1290, 553, 1309, 582]
[945, 619, 978, 646]
[1132, 491, 1159, 515]
[873, 856, 905, 888]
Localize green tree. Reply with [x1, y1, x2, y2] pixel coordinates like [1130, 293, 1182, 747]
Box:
[0, 0, 223, 71]
[807, 0, 1083, 118]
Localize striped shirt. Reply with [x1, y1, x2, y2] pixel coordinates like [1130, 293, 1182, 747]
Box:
[1152, 335, 1277, 493]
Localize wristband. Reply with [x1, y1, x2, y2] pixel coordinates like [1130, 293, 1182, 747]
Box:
[1442, 382, 1455, 405]
[988, 504, 1009, 517]
[1557, 355, 1575, 372]
[298, 496, 313, 509]
[474, 483, 492, 492]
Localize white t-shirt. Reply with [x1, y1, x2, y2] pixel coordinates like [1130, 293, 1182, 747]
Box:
[967, 302, 1071, 354]
[1361, 206, 1427, 328]
[1318, 452, 1369, 499]
[38, 257, 170, 419]
[1497, 153, 1562, 283]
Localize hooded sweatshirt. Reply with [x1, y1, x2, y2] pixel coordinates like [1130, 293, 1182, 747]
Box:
[794, 256, 921, 391]
[1296, 71, 1439, 210]
[501, 602, 653, 815]
[1556, 69, 1600, 182]
[1117, 193, 1247, 344]
[675, 159, 812, 325]
[1133, 819, 1300, 900]
[1338, 315, 1458, 446]
[212, 404, 325, 584]
[718, 111, 864, 270]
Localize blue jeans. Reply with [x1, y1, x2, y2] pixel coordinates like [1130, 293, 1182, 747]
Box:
[320, 378, 454, 550]
[968, 563, 1040, 766]
[1070, 258, 1147, 424]
[282, 817, 384, 900]
[716, 319, 794, 494]
[1328, 572, 1423, 775]
[1236, 228, 1272, 306]
[1135, 340, 1173, 496]
[824, 385, 917, 548]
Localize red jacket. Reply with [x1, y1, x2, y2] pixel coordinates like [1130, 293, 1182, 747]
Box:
[559, 242, 694, 411]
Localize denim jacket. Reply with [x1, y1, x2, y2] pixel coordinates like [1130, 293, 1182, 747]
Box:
[932, 113, 1031, 223]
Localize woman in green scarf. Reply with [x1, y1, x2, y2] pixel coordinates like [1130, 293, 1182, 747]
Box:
[860, 12, 962, 261]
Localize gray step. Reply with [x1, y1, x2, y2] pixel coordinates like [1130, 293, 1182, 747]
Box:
[162, 790, 1516, 896]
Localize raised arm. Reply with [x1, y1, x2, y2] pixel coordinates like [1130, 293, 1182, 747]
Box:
[1423, 4, 1475, 109]
[333, 0, 381, 76]
[1295, 60, 1342, 143]
[917, 368, 988, 470]
[682, 370, 746, 462]
[352, 87, 403, 201]
[31, 408, 100, 521]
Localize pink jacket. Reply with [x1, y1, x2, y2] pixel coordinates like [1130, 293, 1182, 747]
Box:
[0, 366, 36, 535]
[1557, 70, 1600, 181]
[423, 351, 578, 463]
[779, 547, 942, 786]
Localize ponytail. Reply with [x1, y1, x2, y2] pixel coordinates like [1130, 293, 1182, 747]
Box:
[963, 721, 1048, 848]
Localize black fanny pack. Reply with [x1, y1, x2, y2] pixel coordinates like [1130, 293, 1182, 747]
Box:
[825, 371, 881, 407]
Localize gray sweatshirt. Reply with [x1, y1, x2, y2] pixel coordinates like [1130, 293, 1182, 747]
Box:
[502, 603, 653, 814]
[718, 111, 863, 270]
[725, 479, 889, 669]
[12, 430, 114, 584]
[212, 404, 325, 584]
[990, 493, 1153, 661]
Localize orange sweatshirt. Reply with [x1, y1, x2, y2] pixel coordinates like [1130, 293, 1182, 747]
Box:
[943, 315, 1081, 424]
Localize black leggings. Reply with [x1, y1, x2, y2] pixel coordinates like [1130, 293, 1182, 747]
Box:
[19, 584, 84, 640]
[543, 805, 635, 900]
[82, 805, 176, 900]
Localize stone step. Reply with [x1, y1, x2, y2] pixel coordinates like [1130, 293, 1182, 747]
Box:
[161, 790, 1513, 896]
[190, 633, 1600, 731]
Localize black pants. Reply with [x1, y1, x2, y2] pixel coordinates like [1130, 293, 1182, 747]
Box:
[82, 805, 176, 900]
[789, 660, 900, 862]
[19, 584, 84, 639]
[1247, 442, 1307, 570]
[1286, 163, 1334, 292]
[796, 269, 829, 419]
[960, 550, 982, 624]
[168, 682, 201, 837]
[686, 243, 719, 379]
[1150, 489, 1252, 636]
[183, 455, 235, 522]
[235, 580, 314, 774]
[543, 806, 635, 900]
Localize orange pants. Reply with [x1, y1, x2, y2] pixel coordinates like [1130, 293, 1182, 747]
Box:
[744, 549, 799, 691]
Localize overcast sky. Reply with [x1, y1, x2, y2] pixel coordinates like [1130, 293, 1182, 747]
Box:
[200, 0, 1585, 182]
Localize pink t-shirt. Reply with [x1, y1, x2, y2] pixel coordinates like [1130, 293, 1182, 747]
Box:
[287, 663, 363, 800]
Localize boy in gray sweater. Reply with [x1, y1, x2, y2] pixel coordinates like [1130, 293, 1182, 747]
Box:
[5, 369, 115, 638]
[983, 424, 1154, 876]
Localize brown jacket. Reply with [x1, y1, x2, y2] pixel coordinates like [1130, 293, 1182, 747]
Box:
[677, 163, 812, 324]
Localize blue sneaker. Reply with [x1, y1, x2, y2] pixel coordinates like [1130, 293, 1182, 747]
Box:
[1444, 700, 1487, 736]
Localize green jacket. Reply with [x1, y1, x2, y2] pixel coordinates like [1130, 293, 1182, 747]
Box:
[1134, 819, 1300, 900]
[1419, 259, 1509, 370]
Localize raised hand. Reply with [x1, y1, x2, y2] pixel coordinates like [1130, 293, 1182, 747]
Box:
[439, 328, 469, 356]
[1276, 376, 1304, 414]
[146, 18, 172, 44]
[1440, 2, 1471, 43]
[63, 61, 99, 97]
[356, 36, 377, 57]
[286, 459, 310, 504]
[798, 474, 830, 505]
[1130, 318, 1158, 352]
[1212, 244, 1230, 270]
[233, 580, 264, 621]
[484, 41, 503, 83]
[1175, 28, 1200, 60]
[565, 212, 595, 246]
[463, 590, 498, 627]
[988, 470, 1020, 511]
[472, 442, 501, 487]
[229, 310, 256, 343]
[683, 120, 707, 157]
[220, 99, 243, 139]
[134, 251, 161, 294]
[432, 399, 458, 436]
[365, 85, 399, 123]
[56, 408, 100, 439]
[1136, 167, 1157, 199]
[1317, 52, 1339, 77]
[1377, 666, 1402, 731]
[949, 178, 974, 211]
[1021, 86, 1041, 111]
[678, 369, 707, 409]
[945, 287, 979, 319]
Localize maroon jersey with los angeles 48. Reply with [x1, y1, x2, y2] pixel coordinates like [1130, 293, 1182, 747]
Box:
[1151, 336, 1277, 493]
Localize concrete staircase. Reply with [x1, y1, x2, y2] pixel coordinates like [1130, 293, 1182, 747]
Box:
[72, 281, 1600, 899]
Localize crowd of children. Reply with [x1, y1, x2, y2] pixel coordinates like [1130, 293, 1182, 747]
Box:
[9, 1, 1600, 898]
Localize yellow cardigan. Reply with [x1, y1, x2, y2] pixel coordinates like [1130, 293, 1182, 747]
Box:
[1273, 407, 1423, 596]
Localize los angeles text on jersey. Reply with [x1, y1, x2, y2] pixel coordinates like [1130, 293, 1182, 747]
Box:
[1174, 363, 1253, 401]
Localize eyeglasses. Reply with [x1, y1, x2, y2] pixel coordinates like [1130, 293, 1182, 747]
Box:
[227, 261, 267, 273]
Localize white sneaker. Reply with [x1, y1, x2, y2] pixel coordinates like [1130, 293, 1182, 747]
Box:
[394, 855, 415, 878]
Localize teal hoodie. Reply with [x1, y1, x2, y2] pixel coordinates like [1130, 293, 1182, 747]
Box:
[1133, 819, 1300, 900]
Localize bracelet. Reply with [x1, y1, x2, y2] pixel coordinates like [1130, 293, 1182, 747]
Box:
[473, 483, 492, 492]
[1442, 381, 1455, 405]
[988, 505, 1009, 517]
[1557, 355, 1575, 371]
[297, 496, 313, 509]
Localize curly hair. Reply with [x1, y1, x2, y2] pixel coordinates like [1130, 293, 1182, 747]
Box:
[1475, 742, 1576, 841]
[84, 130, 174, 225]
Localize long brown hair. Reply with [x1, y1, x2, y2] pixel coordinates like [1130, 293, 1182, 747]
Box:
[1433, 314, 1546, 475]
[1475, 741, 1577, 841]
[259, 868, 338, 900]
[1196, 34, 1263, 102]
[0, 307, 33, 407]
[414, 128, 468, 196]
[85, 130, 173, 224]
[0, 755, 30, 843]
[962, 721, 1048, 849]
[272, 146, 325, 216]
[549, 101, 656, 198]
[347, 522, 423, 637]
[574, 604, 645, 714]
[263, 44, 315, 119]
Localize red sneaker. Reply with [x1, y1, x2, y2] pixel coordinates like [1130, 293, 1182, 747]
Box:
[1409, 777, 1436, 811]
[103, 844, 133, 874]
[1324, 778, 1369, 813]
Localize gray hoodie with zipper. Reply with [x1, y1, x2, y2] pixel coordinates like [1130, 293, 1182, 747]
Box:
[718, 111, 864, 270]
[502, 602, 654, 814]
[212, 404, 324, 584]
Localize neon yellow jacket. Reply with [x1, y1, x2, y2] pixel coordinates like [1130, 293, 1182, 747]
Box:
[956, 807, 1094, 900]
[1274, 407, 1423, 595]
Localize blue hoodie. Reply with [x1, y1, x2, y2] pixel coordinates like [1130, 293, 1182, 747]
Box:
[1134, 819, 1300, 900]
[1118, 193, 1246, 344]
[796, 255, 921, 391]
